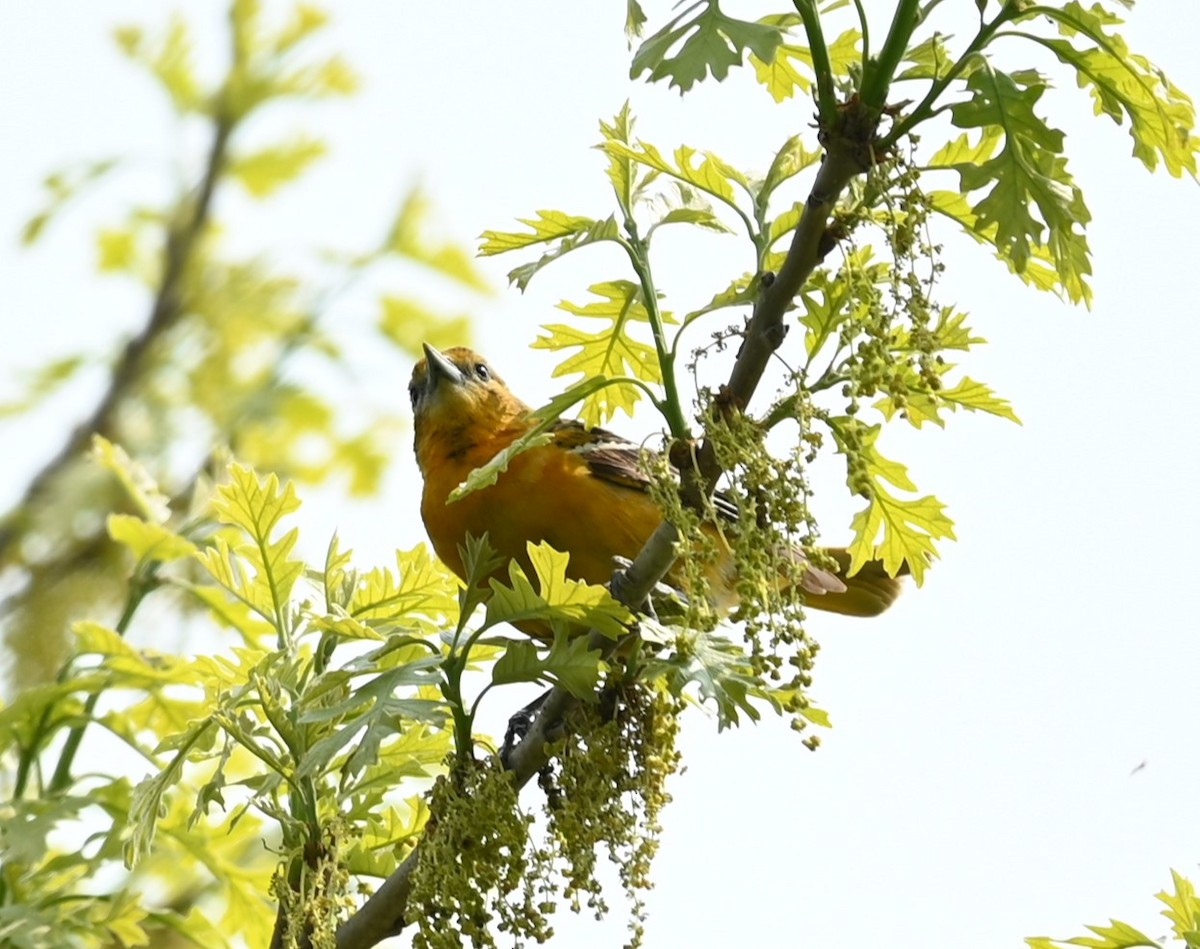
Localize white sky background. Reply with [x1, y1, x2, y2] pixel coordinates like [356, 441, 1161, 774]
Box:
[3, 2, 1200, 947]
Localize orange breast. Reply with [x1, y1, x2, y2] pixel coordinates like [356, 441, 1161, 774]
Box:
[420, 441, 662, 589]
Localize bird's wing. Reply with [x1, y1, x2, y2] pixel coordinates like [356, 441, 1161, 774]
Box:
[550, 419, 740, 521]
[549, 420, 851, 598]
[551, 420, 652, 491]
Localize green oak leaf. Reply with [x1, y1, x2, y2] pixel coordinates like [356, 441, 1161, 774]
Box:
[630, 0, 783, 94]
[534, 280, 670, 426]
[948, 67, 1093, 305]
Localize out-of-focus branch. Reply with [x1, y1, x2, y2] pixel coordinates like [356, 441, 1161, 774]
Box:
[0, 110, 234, 569]
[335, 106, 882, 949]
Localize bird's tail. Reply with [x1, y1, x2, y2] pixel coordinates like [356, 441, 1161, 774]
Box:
[797, 547, 909, 617]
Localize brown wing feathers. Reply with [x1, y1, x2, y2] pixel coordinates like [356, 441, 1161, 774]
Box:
[550, 418, 906, 616]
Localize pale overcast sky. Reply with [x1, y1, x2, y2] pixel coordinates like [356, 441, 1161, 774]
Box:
[2, 2, 1199, 947]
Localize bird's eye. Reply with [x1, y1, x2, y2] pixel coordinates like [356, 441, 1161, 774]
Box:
[474, 363, 490, 381]
[408, 383, 420, 407]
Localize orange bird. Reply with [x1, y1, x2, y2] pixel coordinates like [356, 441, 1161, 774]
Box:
[411, 344, 904, 633]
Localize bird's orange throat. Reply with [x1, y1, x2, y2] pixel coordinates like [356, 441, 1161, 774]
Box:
[414, 404, 530, 474]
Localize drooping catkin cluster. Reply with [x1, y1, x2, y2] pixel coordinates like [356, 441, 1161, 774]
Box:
[406, 688, 682, 949]
[643, 446, 721, 634]
[647, 143, 949, 740]
[704, 402, 824, 729]
[546, 687, 682, 949]
[407, 758, 545, 949]
[271, 815, 354, 949]
[839, 140, 946, 425]
[643, 390, 824, 734]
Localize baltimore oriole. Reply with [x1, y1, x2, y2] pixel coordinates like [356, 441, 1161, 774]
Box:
[411, 344, 904, 635]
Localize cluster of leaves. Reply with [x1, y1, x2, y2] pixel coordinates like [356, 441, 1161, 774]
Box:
[0, 2, 494, 945]
[481, 110, 979, 587]
[1, 442, 648, 945]
[629, 0, 1195, 290]
[1, 0, 489, 686]
[473, 0, 1196, 716]
[1026, 869, 1200, 949]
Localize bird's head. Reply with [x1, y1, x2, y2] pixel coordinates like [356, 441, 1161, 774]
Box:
[410, 344, 529, 465]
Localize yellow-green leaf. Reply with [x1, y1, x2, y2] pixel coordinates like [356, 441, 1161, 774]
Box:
[378, 295, 471, 358]
[929, 190, 1075, 302]
[491, 632, 604, 699]
[534, 280, 668, 426]
[1024, 1, 1199, 177]
[94, 891, 151, 948]
[386, 188, 491, 291]
[21, 159, 119, 247]
[504, 216, 621, 292]
[947, 68, 1094, 306]
[92, 436, 171, 523]
[210, 464, 301, 545]
[74, 620, 140, 661]
[0, 354, 87, 418]
[273, 3, 328, 53]
[97, 228, 138, 272]
[449, 377, 616, 503]
[640, 627, 761, 729]
[599, 102, 639, 215]
[847, 488, 954, 585]
[833, 422, 955, 584]
[936, 376, 1021, 424]
[927, 128, 1003, 169]
[1157, 870, 1200, 941]
[599, 140, 746, 209]
[274, 55, 359, 99]
[449, 430, 556, 502]
[760, 134, 822, 206]
[349, 544, 460, 627]
[486, 541, 633, 639]
[178, 579, 276, 645]
[479, 210, 603, 256]
[114, 15, 203, 113]
[750, 28, 859, 102]
[198, 464, 304, 631]
[228, 138, 326, 198]
[108, 514, 197, 563]
[751, 42, 811, 102]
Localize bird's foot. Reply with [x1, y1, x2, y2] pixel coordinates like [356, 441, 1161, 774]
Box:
[499, 688, 551, 765]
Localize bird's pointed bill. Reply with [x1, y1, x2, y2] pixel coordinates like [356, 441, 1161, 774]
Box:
[422, 342, 467, 390]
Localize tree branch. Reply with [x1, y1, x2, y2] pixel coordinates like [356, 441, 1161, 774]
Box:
[0, 110, 234, 568]
[334, 109, 879, 949]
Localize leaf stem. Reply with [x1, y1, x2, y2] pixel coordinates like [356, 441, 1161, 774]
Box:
[622, 233, 690, 439]
[45, 569, 155, 795]
[881, 5, 1016, 148]
[793, 0, 837, 125]
[851, 0, 871, 77]
[859, 0, 921, 110]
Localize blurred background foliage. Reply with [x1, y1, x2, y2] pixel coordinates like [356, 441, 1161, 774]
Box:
[0, 0, 486, 687]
